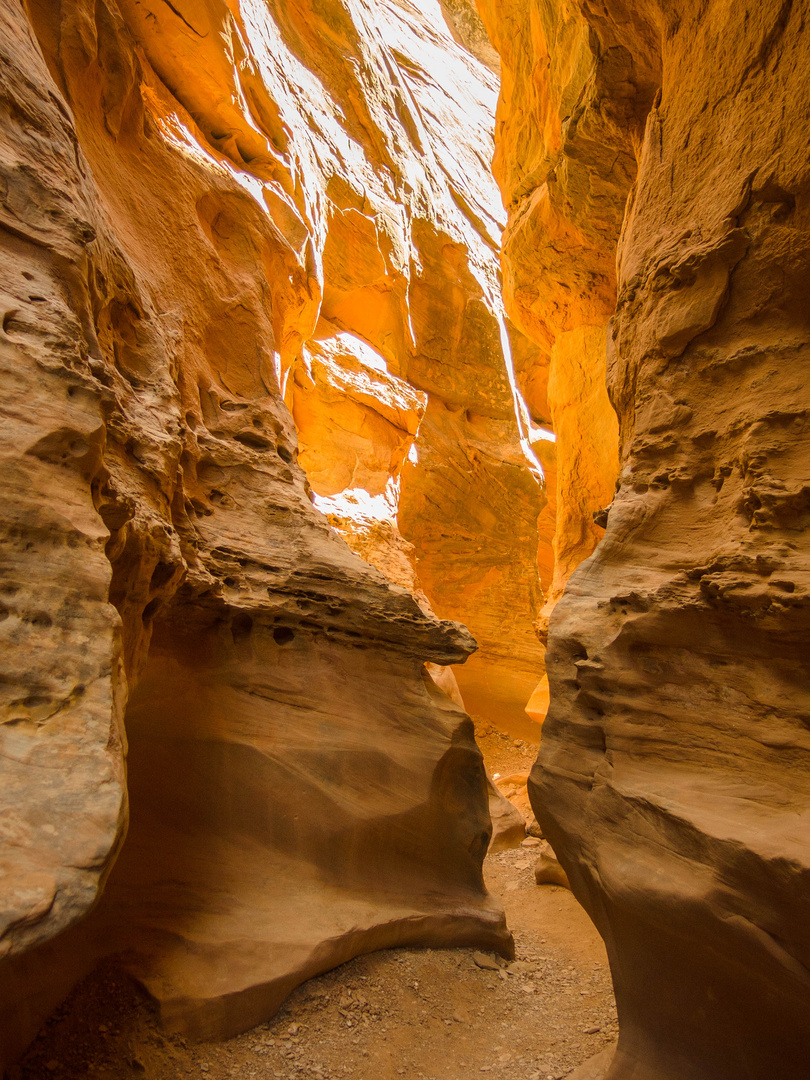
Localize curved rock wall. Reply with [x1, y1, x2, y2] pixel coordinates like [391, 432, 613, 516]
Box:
[482, 0, 810, 1076]
[274, 3, 548, 740]
[475, 0, 622, 729]
[0, 0, 530, 1064]
[476, 0, 623, 628]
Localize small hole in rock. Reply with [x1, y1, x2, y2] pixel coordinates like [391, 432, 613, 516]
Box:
[23, 695, 50, 708]
[234, 431, 272, 450]
[273, 626, 295, 646]
[150, 562, 175, 592]
[142, 598, 161, 623]
[231, 612, 253, 643]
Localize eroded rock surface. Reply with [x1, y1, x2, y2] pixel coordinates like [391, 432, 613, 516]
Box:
[278, 14, 548, 741]
[483, 0, 810, 1076]
[0, 0, 524, 1065]
[476, 0, 622, 632]
[486, 774, 526, 853]
[474, 0, 622, 730]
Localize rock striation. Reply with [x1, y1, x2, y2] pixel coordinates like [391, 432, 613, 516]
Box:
[475, 0, 621, 729]
[0, 0, 536, 1065]
[481, 0, 810, 1076]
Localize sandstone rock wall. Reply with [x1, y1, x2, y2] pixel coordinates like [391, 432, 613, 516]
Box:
[475, 0, 623, 633]
[0, 0, 528, 1065]
[273, 5, 549, 740]
[482, 0, 810, 1076]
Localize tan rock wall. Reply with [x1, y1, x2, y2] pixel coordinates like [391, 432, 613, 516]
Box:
[0, 0, 523, 1064]
[483, 0, 810, 1075]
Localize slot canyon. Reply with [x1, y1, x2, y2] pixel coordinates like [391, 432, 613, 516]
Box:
[0, 0, 808, 1078]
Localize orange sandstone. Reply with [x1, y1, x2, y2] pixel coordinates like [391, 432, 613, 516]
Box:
[0, 0, 532, 1066]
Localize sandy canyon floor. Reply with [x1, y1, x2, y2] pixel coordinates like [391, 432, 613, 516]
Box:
[18, 733, 617, 1080]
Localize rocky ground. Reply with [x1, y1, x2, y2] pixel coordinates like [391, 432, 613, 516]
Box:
[18, 733, 617, 1080]
[475, 724, 539, 780]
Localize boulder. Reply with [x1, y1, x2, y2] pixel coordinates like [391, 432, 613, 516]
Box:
[487, 776, 527, 853]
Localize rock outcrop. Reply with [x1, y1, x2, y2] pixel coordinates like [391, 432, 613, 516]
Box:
[0, 0, 529, 1065]
[475, 0, 621, 728]
[533, 843, 570, 890]
[482, 0, 810, 1076]
[476, 0, 622, 627]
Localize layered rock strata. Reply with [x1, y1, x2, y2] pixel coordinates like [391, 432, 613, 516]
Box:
[0, 0, 529, 1065]
[482, 0, 810, 1076]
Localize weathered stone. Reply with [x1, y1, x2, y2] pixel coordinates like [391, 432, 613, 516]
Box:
[533, 847, 570, 891]
[567, 1045, 617, 1080]
[472, 952, 503, 972]
[483, 0, 810, 1076]
[0, 0, 523, 1066]
[257, 0, 550, 743]
[491, 772, 533, 825]
[487, 775, 527, 853]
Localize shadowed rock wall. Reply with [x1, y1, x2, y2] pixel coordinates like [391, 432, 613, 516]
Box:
[0, 0, 524, 1065]
[480, 0, 810, 1076]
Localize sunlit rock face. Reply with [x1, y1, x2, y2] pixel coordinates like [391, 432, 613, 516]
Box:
[481, 0, 810, 1076]
[0, 0, 523, 1064]
[476, 0, 621, 645]
[275, 1, 547, 742]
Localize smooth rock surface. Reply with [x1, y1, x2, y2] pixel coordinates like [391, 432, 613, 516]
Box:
[533, 846, 570, 891]
[568, 1044, 617, 1080]
[487, 774, 526, 853]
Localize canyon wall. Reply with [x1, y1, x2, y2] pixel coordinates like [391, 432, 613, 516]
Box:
[277, 2, 548, 739]
[476, 0, 622, 634]
[480, 0, 810, 1077]
[0, 0, 533, 1065]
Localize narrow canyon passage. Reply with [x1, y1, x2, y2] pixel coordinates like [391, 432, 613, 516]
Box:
[19, 840, 616, 1080]
[2, 1, 810, 1079]
[1, 1, 612, 1074]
